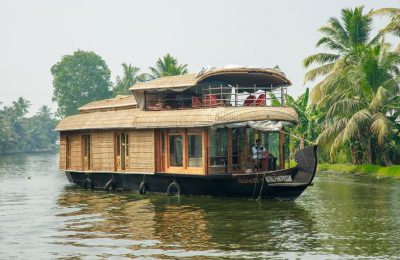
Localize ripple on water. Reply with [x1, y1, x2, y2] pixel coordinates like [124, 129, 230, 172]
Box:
[1, 153, 400, 259]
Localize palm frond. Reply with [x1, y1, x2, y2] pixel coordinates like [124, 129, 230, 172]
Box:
[371, 112, 392, 144]
[326, 99, 364, 120]
[342, 109, 372, 142]
[303, 53, 340, 68]
[304, 62, 336, 83]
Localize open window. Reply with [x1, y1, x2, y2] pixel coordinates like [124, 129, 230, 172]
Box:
[66, 136, 71, 169]
[82, 135, 91, 170]
[164, 128, 205, 174]
[115, 132, 129, 171]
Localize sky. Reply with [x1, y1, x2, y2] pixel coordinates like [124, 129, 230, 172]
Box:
[0, 0, 399, 115]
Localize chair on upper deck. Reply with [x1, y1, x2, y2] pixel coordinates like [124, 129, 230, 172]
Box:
[243, 95, 256, 106]
[255, 93, 266, 106]
[204, 94, 220, 107]
[192, 96, 202, 108]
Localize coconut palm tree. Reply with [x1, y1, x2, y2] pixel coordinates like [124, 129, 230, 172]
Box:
[303, 6, 379, 104]
[149, 54, 188, 78]
[113, 63, 140, 96]
[317, 42, 400, 164]
[370, 8, 400, 52]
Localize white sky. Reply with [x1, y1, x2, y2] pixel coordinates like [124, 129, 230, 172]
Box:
[0, 0, 399, 115]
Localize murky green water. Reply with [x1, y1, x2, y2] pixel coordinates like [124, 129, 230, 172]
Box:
[1, 153, 400, 259]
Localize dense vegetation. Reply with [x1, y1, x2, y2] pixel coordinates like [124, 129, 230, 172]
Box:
[288, 7, 400, 166]
[51, 50, 113, 117]
[112, 54, 187, 96]
[0, 98, 58, 154]
[2, 6, 399, 168]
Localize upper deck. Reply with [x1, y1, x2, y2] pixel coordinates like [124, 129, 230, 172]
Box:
[129, 66, 291, 111]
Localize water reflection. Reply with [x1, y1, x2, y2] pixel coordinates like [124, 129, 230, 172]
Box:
[1, 153, 400, 259]
[56, 188, 320, 258]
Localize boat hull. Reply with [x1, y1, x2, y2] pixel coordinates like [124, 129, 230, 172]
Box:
[65, 145, 317, 201]
[66, 171, 307, 201]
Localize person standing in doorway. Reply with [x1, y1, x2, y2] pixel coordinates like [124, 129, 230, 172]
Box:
[252, 139, 264, 172]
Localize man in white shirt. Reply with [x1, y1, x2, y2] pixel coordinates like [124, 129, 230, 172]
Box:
[252, 139, 264, 172]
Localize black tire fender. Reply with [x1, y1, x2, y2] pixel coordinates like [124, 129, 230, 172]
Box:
[105, 179, 116, 192]
[83, 177, 93, 190]
[139, 181, 149, 194]
[166, 181, 181, 197]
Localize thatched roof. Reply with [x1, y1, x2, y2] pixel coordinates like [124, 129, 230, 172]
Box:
[78, 95, 137, 113]
[55, 106, 298, 131]
[130, 67, 291, 92]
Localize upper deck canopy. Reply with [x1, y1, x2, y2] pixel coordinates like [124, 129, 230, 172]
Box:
[79, 95, 137, 113]
[129, 67, 291, 92]
[55, 106, 298, 131]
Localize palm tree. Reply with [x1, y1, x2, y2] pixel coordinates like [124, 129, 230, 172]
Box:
[286, 88, 323, 149]
[149, 54, 188, 78]
[113, 63, 140, 96]
[303, 6, 378, 104]
[370, 8, 400, 52]
[317, 42, 400, 164]
[37, 105, 52, 118]
[12, 97, 30, 118]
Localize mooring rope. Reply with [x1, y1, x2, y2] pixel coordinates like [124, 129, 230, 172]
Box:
[257, 171, 267, 200]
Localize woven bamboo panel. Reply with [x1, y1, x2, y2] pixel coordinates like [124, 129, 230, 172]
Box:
[129, 129, 155, 172]
[91, 131, 114, 172]
[55, 106, 298, 131]
[79, 95, 137, 113]
[69, 133, 82, 170]
[130, 67, 291, 91]
[59, 134, 66, 170]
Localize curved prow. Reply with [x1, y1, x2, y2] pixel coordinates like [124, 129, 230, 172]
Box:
[293, 145, 318, 184]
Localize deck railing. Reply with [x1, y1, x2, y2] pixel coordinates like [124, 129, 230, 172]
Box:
[206, 144, 291, 175]
[145, 84, 288, 111]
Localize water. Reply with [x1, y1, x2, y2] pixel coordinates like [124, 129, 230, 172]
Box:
[1, 153, 400, 259]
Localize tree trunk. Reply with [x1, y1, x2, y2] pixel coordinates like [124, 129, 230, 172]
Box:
[368, 138, 373, 164]
[383, 145, 393, 166]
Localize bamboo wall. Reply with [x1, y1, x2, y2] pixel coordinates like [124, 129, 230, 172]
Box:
[129, 129, 155, 172]
[91, 132, 115, 172]
[59, 134, 66, 170]
[59, 129, 155, 173]
[59, 132, 83, 171]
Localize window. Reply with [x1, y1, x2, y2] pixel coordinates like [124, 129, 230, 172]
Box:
[268, 132, 280, 169]
[82, 135, 91, 170]
[116, 133, 129, 171]
[66, 136, 71, 169]
[231, 128, 245, 169]
[168, 130, 184, 167]
[188, 129, 202, 167]
[166, 128, 203, 170]
[209, 128, 228, 166]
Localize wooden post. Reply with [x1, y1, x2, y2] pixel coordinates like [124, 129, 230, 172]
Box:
[279, 130, 285, 169]
[227, 128, 233, 173]
[243, 127, 248, 171]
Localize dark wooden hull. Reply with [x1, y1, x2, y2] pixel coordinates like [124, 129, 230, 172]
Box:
[65, 145, 318, 201]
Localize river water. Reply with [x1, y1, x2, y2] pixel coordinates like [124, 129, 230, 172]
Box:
[0, 153, 400, 259]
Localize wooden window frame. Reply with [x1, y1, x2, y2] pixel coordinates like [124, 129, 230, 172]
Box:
[115, 132, 130, 172]
[164, 128, 206, 175]
[66, 135, 71, 170]
[81, 135, 92, 171]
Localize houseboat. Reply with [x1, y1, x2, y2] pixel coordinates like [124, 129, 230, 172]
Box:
[55, 66, 317, 200]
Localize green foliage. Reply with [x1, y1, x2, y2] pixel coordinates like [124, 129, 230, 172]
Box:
[286, 88, 323, 149]
[51, 50, 112, 117]
[0, 99, 58, 154]
[148, 54, 188, 78]
[112, 63, 140, 96]
[302, 6, 400, 166]
[318, 163, 400, 178]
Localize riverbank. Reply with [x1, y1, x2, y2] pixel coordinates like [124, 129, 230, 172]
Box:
[318, 163, 400, 179]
